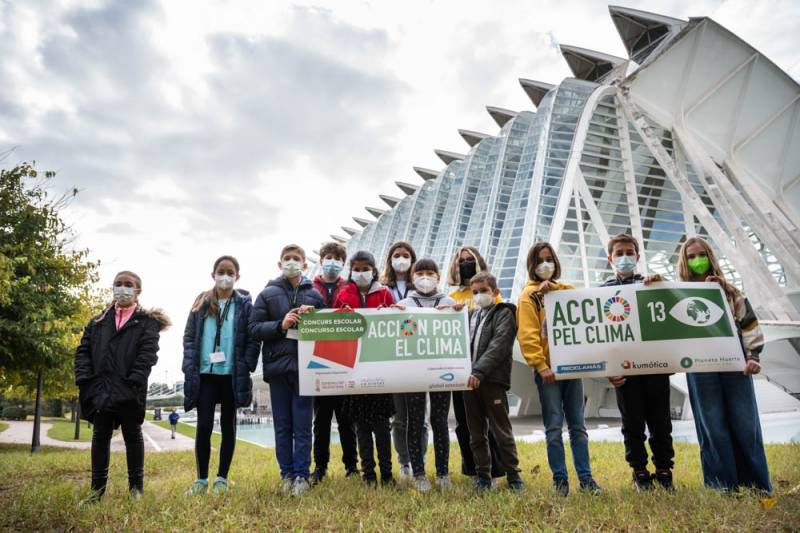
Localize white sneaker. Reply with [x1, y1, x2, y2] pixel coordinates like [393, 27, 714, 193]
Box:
[435, 475, 453, 491]
[491, 478, 499, 490]
[280, 477, 294, 494]
[399, 465, 412, 479]
[291, 477, 310, 497]
[414, 476, 432, 493]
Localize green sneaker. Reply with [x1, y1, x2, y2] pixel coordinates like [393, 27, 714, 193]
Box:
[185, 479, 209, 496]
[212, 477, 229, 494]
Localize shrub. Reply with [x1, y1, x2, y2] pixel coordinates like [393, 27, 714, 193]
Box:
[1, 406, 27, 420]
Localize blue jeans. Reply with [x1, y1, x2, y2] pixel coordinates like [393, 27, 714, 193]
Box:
[535, 373, 592, 482]
[687, 372, 772, 492]
[270, 373, 313, 480]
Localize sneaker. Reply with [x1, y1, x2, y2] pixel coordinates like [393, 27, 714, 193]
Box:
[185, 479, 209, 496]
[399, 464, 412, 480]
[435, 475, 453, 491]
[654, 469, 674, 491]
[579, 479, 603, 495]
[507, 474, 526, 492]
[414, 476, 432, 493]
[553, 478, 569, 497]
[129, 487, 142, 501]
[280, 477, 294, 494]
[633, 470, 654, 491]
[380, 476, 396, 488]
[212, 476, 229, 494]
[291, 477, 310, 497]
[474, 476, 492, 494]
[310, 469, 326, 486]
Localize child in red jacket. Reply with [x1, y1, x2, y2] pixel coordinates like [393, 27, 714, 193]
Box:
[335, 250, 396, 486]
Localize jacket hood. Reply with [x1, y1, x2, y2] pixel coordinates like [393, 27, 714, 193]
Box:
[93, 304, 172, 331]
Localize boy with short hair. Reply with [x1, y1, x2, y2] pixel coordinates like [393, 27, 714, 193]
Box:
[462, 272, 525, 492]
[310, 242, 358, 483]
[602, 234, 674, 490]
[249, 244, 324, 496]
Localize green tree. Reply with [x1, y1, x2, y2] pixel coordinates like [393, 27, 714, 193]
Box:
[0, 161, 102, 451]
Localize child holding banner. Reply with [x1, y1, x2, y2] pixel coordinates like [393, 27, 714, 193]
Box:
[249, 244, 324, 497]
[380, 241, 429, 480]
[336, 250, 396, 487]
[516, 242, 603, 497]
[182, 256, 260, 496]
[463, 272, 525, 493]
[396, 258, 456, 492]
[678, 237, 772, 495]
[310, 242, 359, 484]
[600, 234, 673, 491]
[446, 246, 504, 483]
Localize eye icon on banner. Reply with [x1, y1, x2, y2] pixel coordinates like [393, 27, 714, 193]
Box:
[668, 297, 725, 326]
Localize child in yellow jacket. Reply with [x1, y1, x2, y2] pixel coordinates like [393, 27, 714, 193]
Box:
[516, 242, 602, 497]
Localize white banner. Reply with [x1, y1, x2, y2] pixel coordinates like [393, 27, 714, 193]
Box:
[298, 307, 471, 395]
[543, 282, 746, 379]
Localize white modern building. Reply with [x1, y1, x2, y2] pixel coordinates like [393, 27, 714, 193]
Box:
[319, 6, 800, 419]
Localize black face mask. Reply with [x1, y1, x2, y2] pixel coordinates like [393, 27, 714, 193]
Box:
[459, 261, 476, 282]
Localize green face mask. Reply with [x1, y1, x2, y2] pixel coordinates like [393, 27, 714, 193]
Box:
[688, 256, 710, 276]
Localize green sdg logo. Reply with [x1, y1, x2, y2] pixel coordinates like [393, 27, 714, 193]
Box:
[669, 297, 724, 327]
[680, 357, 694, 369]
[400, 319, 417, 337]
[603, 293, 631, 323]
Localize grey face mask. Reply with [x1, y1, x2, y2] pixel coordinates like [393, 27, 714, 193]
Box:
[113, 286, 136, 304]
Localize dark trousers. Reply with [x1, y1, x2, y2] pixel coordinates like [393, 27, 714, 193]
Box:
[406, 391, 450, 477]
[356, 417, 392, 480]
[463, 383, 520, 479]
[615, 374, 674, 471]
[453, 390, 504, 477]
[91, 409, 144, 494]
[195, 374, 237, 480]
[313, 395, 358, 473]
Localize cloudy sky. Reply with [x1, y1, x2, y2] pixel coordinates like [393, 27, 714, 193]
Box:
[2, 0, 798, 384]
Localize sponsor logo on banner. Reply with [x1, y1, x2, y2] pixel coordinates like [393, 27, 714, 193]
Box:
[557, 362, 607, 373]
[681, 357, 694, 369]
[439, 373, 455, 382]
[621, 359, 669, 370]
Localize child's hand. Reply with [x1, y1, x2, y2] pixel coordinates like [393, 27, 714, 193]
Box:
[608, 375, 626, 387]
[539, 368, 556, 384]
[643, 274, 662, 285]
[467, 375, 480, 389]
[281, 311, 300, 331]
[744, 359, 761, 375]
[297, 305, 315, 314]
[390, 304, 406, 310]
[340, 304, 353, 311]
[538, 281, 555, 294]
[705, 275, 723, 284]
[435, 305, 452, 310]
[452, 303, 466, 312]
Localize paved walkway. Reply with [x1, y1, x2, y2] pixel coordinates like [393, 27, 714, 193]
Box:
[0, 421, 195, 452]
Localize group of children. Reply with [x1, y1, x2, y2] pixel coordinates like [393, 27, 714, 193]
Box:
[74, 234, 773, 503]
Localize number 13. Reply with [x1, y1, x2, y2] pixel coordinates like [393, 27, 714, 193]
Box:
[648, 301, 666, 322]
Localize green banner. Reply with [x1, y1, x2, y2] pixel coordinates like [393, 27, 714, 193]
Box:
[298, 311, 367, 340]
[636, 287, 734, 341]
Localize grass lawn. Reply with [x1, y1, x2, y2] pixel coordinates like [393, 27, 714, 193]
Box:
[46, 419, 93, 442]
[0, 439, 798, 531]
[0, 422, 7, 433]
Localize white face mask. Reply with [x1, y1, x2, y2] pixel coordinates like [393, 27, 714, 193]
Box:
[113, 286, 136, 305]
[352, 271, 373, 287]
[473, 292, 494, 309]
[281, 259, 303, 278]
[392, 257, 411, 273]
[414, 275, 438, 294]
[535, 261, 555, 280]
[215, 274, 235, 290]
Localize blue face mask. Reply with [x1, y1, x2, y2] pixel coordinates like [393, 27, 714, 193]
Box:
[322, 259, 343, 276]
[613, 255, 637, 274]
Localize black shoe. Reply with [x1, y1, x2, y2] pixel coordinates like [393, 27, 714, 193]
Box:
[310, 469, 326, 486]
[553, 478, 569, 497]
[633, 470, 654, 491]
[474, 476, 492, 494]
[507, 473, 526, 492]
[654, 469, 674, 491]
[579, 479, 603, 495]
[345, 468, 360, 479]
[380, 476, 396, 488]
